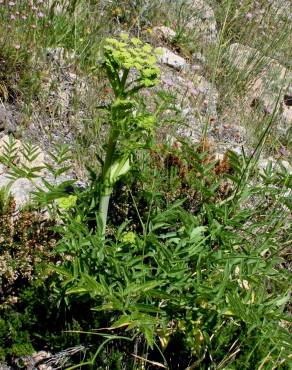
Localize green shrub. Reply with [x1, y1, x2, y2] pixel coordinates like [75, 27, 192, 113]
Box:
[44, 35, 292, 369]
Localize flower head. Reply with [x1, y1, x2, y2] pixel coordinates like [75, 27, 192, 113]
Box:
[104, 33, 160, 88]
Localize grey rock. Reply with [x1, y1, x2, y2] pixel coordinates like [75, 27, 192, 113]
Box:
[227, 43, 261, 72]
[156, 66, 218, 143]
[268, 0, 292, 21]
[178, 0, 218, 44]
[192, 52, 206, 65]
[0, 176, 38, 209]
[0, 169, 73, 210]
[0, 105, 17, 134]
[0, 135, 47, 209]
[158, 47, 188, 70]
[0, 163, 6, 175]
[227, 43, 292, 137]
[47, 0, 79, 16]
[259, 157, 292, 175]
[10, 178, 36, 207]
[156, 63, 247, 152]
[0, 364, 12, 370]
[25, 46, 90, 153]
[20, 351, 52, 370]
[46, 47, 76, 68]
[0, 135, 45, 169]
[0, 175, 46, 210]
[0, 174, 11, 189]
[152, 26, 176, 42]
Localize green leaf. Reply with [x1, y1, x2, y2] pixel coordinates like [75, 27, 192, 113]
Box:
[56, 195, 77, 209]
[107, 157, 130, 185]
[124, 281, 163, 295]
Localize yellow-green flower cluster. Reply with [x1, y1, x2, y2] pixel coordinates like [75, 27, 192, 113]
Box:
[135, 113, 156, 132]
[104, 33, 160, 87]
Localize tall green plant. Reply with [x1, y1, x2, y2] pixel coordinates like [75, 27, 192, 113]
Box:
[97, 33, 160, 235]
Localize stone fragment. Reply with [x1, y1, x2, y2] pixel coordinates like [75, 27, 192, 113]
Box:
[0, 163, 6, 175]
[157, 47, 188, 70]
[9, 178, 36, 208]
[0, 173, 10, 189]
[227, 43, 261, 72]
[0, 105, 17, 135]
[152, 26, 176, 41]
[20, 351, 52, 370]
[192, 52, 206, 65]
[0, 176, 40, 209]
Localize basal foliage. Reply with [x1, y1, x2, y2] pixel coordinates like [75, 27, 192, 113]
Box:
[38, 36, 291, 369]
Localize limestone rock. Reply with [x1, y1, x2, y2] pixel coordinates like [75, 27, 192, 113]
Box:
[192, 52, 206, 65]
[0, 175, 42, 209]
[0, 364, 11, 370]
[0, 173, 10, 189]
[0, 135, 46, 209]
[20, 351, 52, 370]
[152, 26, 176, 42]
[10, 178, 36, 207]
[157, 47, 188, 70]
[156, 66, 218, 143]
[0, 133, 78, 209]
[227, 43, 261, 72]
[268, 0, 292, 21]
[227, 43, 292, 137]
[0, 104, 18, 135]
[259, 157, 292, 175]
[179, 0, 218, 44]
[0, 135, 45, 169]
[47, 0, 81, 16]
[46, 47, 76, 68]
[0, 163, 6, 176]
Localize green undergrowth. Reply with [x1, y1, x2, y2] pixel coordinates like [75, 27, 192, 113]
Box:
[49, 143, 292, 369]
[2, 139, 291, 368]
[0, 1, 291, 369]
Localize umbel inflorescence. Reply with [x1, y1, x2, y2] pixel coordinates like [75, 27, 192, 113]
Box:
[103, 32, 161, 93]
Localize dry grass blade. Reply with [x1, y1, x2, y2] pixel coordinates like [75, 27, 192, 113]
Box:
[132, 354, 168, 368]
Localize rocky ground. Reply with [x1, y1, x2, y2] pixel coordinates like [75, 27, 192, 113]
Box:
[1, 20, 291, 209]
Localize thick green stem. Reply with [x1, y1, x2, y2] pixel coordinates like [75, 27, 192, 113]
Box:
[98, 127, 119, 236]
[102, 127, 119, 177]
[98, 192, 111, 236]
[98, 68, 130, 236]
